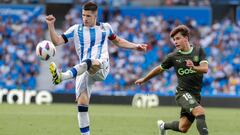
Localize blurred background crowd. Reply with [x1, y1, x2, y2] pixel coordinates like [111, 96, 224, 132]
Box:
[0, 0, 239, 96]
[0, 12, 46, 89]
[58, 6, 240, 96]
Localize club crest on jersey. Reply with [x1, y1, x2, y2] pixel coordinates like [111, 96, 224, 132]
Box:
[193, 56, 199, 62]
[176, 58, 184, 63]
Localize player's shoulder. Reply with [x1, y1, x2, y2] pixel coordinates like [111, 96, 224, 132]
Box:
[100, 22, 112, 29]
[168, 50, 178, 58]
[192, 45, 205, 54]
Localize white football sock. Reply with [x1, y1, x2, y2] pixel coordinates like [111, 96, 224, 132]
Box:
[78, 105, 90, 135]
[61, 63, 88, 80]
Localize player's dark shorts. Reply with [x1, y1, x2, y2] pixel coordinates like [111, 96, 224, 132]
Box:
[175, 88, 201, 123]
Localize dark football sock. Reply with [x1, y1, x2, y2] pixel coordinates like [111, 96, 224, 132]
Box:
[196, 115, 208, 135]
[164, 121, 181, 132]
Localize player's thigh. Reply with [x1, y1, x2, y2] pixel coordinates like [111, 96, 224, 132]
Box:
[88, 59, 109, 81]
[176, 92, 199, 113]
[88, 59, 108, 74]
[179, 116, 192, 133]
[180, 107, 195, 123]
[75, 73, 93, 102]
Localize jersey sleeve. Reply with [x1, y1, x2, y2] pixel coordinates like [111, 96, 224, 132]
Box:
[104, 23, 116, 40]
[160, 54, 174, 70]
[62, 24, 78, 43]
[199, 47, 208, 64]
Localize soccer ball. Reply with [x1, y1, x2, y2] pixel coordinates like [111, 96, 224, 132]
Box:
[36, 40, 56, 61]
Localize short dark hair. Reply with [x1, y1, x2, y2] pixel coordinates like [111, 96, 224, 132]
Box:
[83, 2, 98, 12]
[170, 25, 190, 40]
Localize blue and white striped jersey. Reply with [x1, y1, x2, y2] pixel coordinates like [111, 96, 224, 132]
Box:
[62, 22, 115, 63]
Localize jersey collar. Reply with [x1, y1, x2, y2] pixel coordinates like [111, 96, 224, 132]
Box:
[82, 22, 100, 27]
[178, 46, 193, 54]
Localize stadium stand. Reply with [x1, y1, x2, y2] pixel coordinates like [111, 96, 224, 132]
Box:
[0, 3, 239, 97]
[0, 5, 46, 90]
[54, 6, 240, 96]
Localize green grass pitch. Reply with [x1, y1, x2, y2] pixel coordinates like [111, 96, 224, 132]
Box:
[0, 104, 240, 135]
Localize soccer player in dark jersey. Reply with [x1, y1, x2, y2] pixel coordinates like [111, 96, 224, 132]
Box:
[135, 25, 209, 135]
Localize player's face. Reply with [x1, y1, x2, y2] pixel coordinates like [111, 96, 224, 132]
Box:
[172, 32, 188, 51]
[82, 10, 97, 27]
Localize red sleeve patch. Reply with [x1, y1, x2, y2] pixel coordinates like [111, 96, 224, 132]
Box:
[108, 34, 116, 40]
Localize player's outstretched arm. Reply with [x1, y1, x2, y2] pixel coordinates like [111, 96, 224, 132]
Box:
[111, 36, 147, 52]
[135, 66, 164, 85]
[46, 15, 65, 46]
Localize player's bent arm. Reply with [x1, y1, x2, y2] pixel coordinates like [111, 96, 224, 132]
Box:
[142, 66, 164, 82]
[192, 61, 208, 74]
[111, 36, 139, 50]
[47, 24, 65, 46]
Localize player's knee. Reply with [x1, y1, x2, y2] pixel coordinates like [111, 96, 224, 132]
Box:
[192, 106, 205, 116]
[179, 126, 189, 133]
[82, 59, 92, 70]
[77, 94, 89, 105]
[77, 98, 89, 105]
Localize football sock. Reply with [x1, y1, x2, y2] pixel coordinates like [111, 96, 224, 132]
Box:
[196, 115, 208, 135]
[78, 105, 90, 135]
[164, 121, 180, 132]
[61, 63, 88, 80]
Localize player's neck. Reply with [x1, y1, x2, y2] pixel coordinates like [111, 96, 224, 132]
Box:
[85, 21, 97, 28]
[181, 43, 192, 52]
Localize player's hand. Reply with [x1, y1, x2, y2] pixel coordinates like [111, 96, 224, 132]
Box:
[185, 59, 194, 68]
[135, 78, 145, 85]
[46, 15, 56, 25]
[136, 44, 148, 52]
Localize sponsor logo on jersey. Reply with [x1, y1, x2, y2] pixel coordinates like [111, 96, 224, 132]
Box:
[178, 68, 196, 75]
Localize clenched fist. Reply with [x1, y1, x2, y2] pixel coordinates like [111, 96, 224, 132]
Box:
[46, 15, 56, 25]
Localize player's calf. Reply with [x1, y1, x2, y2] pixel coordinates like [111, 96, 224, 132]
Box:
[77, 105, 90, 135]
[195, 115, 208, 135]
[192, 106, 208, 135]
[164, 121, 181, 132]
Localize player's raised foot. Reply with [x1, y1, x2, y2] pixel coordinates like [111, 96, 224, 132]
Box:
[157, 120, 167, 135]
[49, 62, 62, 85]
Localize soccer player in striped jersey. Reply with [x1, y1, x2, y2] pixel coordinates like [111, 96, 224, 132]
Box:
[135, 25, 208, 135]
[46, 2, 147, 135]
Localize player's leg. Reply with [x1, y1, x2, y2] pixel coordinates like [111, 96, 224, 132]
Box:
[75, 73, 93, 135]
[159, 109, 193, 134]
[158, 91, 196, 134]
[192, 105, 209, 135]
[157, 111, 181, 135]
[49, 59, 100, 84]
[77, 90, 90, 135]
[178, 111, 195, 133]
[178, 116, 192, 133]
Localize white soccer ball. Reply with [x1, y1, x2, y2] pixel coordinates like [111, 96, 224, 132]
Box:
[36, 40, 56, 61]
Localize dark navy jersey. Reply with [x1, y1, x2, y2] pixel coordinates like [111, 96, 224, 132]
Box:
[160, 46, 208, 94]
